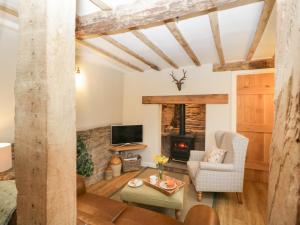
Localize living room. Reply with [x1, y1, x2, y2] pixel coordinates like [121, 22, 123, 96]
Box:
[0, 0, 299, 225]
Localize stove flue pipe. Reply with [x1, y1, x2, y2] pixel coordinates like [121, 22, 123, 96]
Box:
[179, 104, 186, 136]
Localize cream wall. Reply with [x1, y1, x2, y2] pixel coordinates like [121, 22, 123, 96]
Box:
[0, 26, 18, 143]
[0, 25, 125, 142]
[122, 64, 233, 167]
[76, 57, 124, 131]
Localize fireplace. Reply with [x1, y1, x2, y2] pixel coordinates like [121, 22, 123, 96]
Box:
[170, 134, 195, 161]
[161, 103, 205, 162]
[169, 104, 196, 161]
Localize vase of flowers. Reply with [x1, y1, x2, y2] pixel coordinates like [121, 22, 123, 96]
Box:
[154, 154, 169, 180]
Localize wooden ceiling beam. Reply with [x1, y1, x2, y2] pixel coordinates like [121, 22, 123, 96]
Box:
[213, 58, 274, 71]
[245, 0, 275, 61]
[76, 0, 264, 38]
[209, 12, 225, 65]
[0, 4, 18, 17]
[165, 21, 201, 66]
[76, 39, 144, 72]
[101, 35, 161, 71]
[131, 30, 178, 69]
[89, 0, 112, 11]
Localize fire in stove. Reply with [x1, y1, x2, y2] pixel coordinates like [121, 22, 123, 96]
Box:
[175, 142, 188, 150]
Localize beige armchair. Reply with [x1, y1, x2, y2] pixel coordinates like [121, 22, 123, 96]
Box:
[187, 131, 249, 203]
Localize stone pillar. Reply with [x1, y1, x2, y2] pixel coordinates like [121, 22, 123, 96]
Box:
[15, 0, 76, 224]
[268, 0, 300, 224]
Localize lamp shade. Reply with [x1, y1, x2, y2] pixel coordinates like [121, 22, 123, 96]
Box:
[0, 143, 12, 172]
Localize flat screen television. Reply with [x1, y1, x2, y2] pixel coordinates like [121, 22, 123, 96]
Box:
[111, 125, 143, 145]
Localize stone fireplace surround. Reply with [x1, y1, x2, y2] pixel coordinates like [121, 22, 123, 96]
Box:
[161, 104, 206, 160]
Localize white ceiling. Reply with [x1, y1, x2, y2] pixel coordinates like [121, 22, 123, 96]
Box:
[77, 0, 276, 73]
[0, 0, 276, 73]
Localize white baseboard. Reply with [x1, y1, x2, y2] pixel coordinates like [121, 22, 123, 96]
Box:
[141, 161, 156, 168]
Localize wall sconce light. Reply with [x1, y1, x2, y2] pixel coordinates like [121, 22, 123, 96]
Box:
[0, 143, 12, 172]
[75, 66, 85, 89]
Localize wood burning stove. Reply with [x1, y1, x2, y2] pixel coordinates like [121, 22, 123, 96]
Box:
[170, 134, 195, 161]
[170, 104, 196, 161]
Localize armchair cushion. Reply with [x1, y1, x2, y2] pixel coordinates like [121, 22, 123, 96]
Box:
[203, 146, 227, 163]
[199, 162, 234, 172]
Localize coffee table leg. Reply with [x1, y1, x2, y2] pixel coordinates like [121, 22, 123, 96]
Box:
[175, 209, 180, 220]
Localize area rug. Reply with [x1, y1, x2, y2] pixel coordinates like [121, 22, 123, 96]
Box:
[110, 168, 214, 222]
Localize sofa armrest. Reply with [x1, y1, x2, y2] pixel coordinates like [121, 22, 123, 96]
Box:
[184, 205, 220, 225]
[189, 150, 205, 161]
[199, 162, 234, 172]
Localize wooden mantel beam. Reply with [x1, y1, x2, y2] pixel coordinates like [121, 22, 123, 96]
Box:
[213, 58, 274, 71]
[76, 0, 264, 38]
[142, 94, 228, 104]
[246, 0, 275, 61]
[166, 21, 201, 66]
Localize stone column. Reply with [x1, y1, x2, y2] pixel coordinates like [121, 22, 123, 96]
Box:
[15, 0, 76, 224]
[268, 0, 300, 224]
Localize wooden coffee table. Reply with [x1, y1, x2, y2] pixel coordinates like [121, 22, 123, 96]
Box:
[120, 180, 184, 219]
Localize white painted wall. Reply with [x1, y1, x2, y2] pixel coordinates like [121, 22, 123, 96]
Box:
[0, 25, 125, 142]
[122, 64, 233, 167]
[0, 26, 18, 143]
[76, 57, 124, 131]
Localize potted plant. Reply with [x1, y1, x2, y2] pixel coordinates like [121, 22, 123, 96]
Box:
[77, 135, 94, 177]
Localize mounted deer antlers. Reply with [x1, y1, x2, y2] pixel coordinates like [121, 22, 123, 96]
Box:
[170, 69, 187, 91]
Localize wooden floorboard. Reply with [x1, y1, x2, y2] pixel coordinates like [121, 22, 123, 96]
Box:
[87, 168, 268, 225]
[214, 181, 267, 225]
[87, 168, 145, 197]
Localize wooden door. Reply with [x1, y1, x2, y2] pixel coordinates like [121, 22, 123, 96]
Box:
[237, 73, 274, 182]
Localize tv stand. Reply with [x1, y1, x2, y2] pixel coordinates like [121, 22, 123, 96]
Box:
[119, 143, 132, 147]
[110, 144, 147, 152]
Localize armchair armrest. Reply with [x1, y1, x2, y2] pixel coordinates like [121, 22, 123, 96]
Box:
[199, 162, 234, 172]
[189, 150, 205, 161]
[184, 205, 220, 225]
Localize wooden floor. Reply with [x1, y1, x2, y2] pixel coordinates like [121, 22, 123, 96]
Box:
[87, 169, 145, 197]
[214, 181, 268, 225]
[87, 169, 268, 225]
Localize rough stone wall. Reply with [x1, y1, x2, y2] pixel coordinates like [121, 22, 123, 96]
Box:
[77, 126, 112, 187]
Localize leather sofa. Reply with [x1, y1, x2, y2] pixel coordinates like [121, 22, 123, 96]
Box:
[77, 176, 220, 225]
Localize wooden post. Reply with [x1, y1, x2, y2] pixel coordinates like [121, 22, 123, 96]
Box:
[15, 1, 77, 224]
[268, 0, 300, 225]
